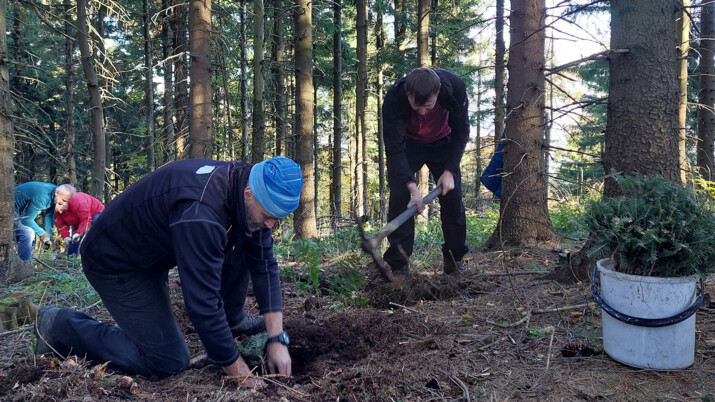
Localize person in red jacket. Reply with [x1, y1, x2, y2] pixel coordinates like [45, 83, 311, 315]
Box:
[54, 185, 105, 256]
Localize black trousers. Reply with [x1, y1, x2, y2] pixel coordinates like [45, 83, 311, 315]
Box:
[384, 136, 468, 269]
[50, 250, 251, 378]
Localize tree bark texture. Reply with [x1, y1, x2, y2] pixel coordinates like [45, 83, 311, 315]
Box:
[161, 0, 175, 164]
[0, 0, 32, 284]
[64, 0, 76, 186]
[494, 0, 506, 146]
[173, 0, 188, 160]
[271, 0, 286, 157]
[354, 0, 367, 218]
[293, 0, 317, 238]
[144, 0, 155, 170]
[604, 0, 682, 196]
[239, 0, 249, 162]
[677, 0, 690, 182]
[486, 0, 556, 248]
[188, 0, 212, 159]
[251, 0, 265, 163]
[330, 0, 343, 220]
[77, 0, 106, 198]
[697, 0, 715, 180]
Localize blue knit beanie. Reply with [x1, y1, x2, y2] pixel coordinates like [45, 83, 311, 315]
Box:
[248, 156, 303, 218]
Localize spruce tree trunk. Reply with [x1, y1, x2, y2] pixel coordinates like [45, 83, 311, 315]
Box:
[604, 0, 681, 196]
[0, 0, 32, 284]
[173, 0, 188, 160]
[271, 0, 286, 156]
[239, 0, 249, 162]
[144, 0, 155, 170]
[330, 0, 343, 220]
[188, 0, 212, 159]
[293, 0, 317, 238]
[354, 0, 366, 218]
[485, 0, 556, 248]
[697, 0, 715, 179]
[416, 0, 430, 220]
[162, 0, 175, 164]
[77, 0, 105, 198]
[64, 0, 76, 186]
[494, 0, 506, 146]
[251, 0, 265, 163]
[677, 0, 690, 182]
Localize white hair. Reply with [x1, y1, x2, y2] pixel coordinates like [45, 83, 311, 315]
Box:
[56, 184, 77, 198]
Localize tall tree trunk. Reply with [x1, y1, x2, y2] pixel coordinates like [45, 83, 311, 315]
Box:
[251, 0, 265, 163]
[145, 0, 155, 170]
[475, 70, 482, 199]
[173, 0, 188, 160]
[677, 0, 690, 183]
[394, 0, 406, 50]
[77, 0, 105, 198]
[330, 0, 343, 220]
[604, 0, 681, 196]
[11, 3, 30, 184]
[272, 0, 286, 156]
[697, 0, 715, 180]
[416, 0, 430, 218]
[376, 2, 386, 222]
[239, 0, 249, 162]
[188, 0, 212, 159]
[354, 0, 367, 218]
[313, 84, 319, 220]
[485, 0, 555, 248]
[64, 0, 76, 186]
[162, 0, 175, 164]
[0, 0, 31, 284]
[494, 0, 506, 146]
[293, 0, 317, 238]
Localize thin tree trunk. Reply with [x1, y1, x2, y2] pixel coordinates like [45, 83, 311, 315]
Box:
[376, 3, 386, 222]
[64, 0, 76, 186]
[494, 0, 506, 146]
[77, 0, 105, 198]
[697, 0, 715, 180]
[330, 0, 343, 220]
[188, 0, 212, 159]
[145, 0, 155, 170]
[173, 0, 188, 159]
[272, 0, 286, 156]
[162, 0, 175, 163]
[416, 0, 430, 218]
[475, 71, 482, 199]
[239, 0, 249, 162]
[354, 0, 367, 218]
[293, 0, 317, 238]
[251, 0, 265, 163]
[677, 0, 690, 182]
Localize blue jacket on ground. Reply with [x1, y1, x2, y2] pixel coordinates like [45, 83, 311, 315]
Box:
[14, 181, 57, 237]
[80, 159, 283, 367]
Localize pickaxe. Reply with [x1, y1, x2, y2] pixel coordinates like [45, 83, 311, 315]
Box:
[358, 185, 443, 282]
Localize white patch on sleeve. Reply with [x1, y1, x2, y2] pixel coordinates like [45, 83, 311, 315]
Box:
[196, 165, 216, 174]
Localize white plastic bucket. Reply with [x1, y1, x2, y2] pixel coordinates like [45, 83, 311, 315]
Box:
[596, 258, 698, 370]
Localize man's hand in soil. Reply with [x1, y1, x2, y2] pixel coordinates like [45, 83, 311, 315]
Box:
[437, 170, 455, 195]
[266, 342, 292, 377]
[223, 356, 264, 389]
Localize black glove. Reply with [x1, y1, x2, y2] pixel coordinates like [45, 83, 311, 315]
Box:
[39, 233, 51, 250]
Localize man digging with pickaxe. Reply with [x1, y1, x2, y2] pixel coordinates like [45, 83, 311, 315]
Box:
[362, 68, 470, 280]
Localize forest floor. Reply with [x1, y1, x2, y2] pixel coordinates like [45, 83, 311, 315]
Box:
[1, 246, 714, 401]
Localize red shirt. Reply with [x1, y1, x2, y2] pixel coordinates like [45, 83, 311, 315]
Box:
[56, 192, 105, 238]
[405, 101, 451, 143]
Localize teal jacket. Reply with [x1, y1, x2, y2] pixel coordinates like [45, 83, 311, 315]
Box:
[14, 182, 57, 237]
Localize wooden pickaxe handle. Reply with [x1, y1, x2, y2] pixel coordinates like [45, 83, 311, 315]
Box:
[362, 185, 443, 252]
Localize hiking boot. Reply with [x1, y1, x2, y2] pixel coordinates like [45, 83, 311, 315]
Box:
[443, 256, 466, 275]
[230, 315, 266, 337]
[35, 306, 60, 356]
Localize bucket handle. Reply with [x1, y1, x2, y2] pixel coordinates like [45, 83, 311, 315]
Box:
[591, 265, 704, 328]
